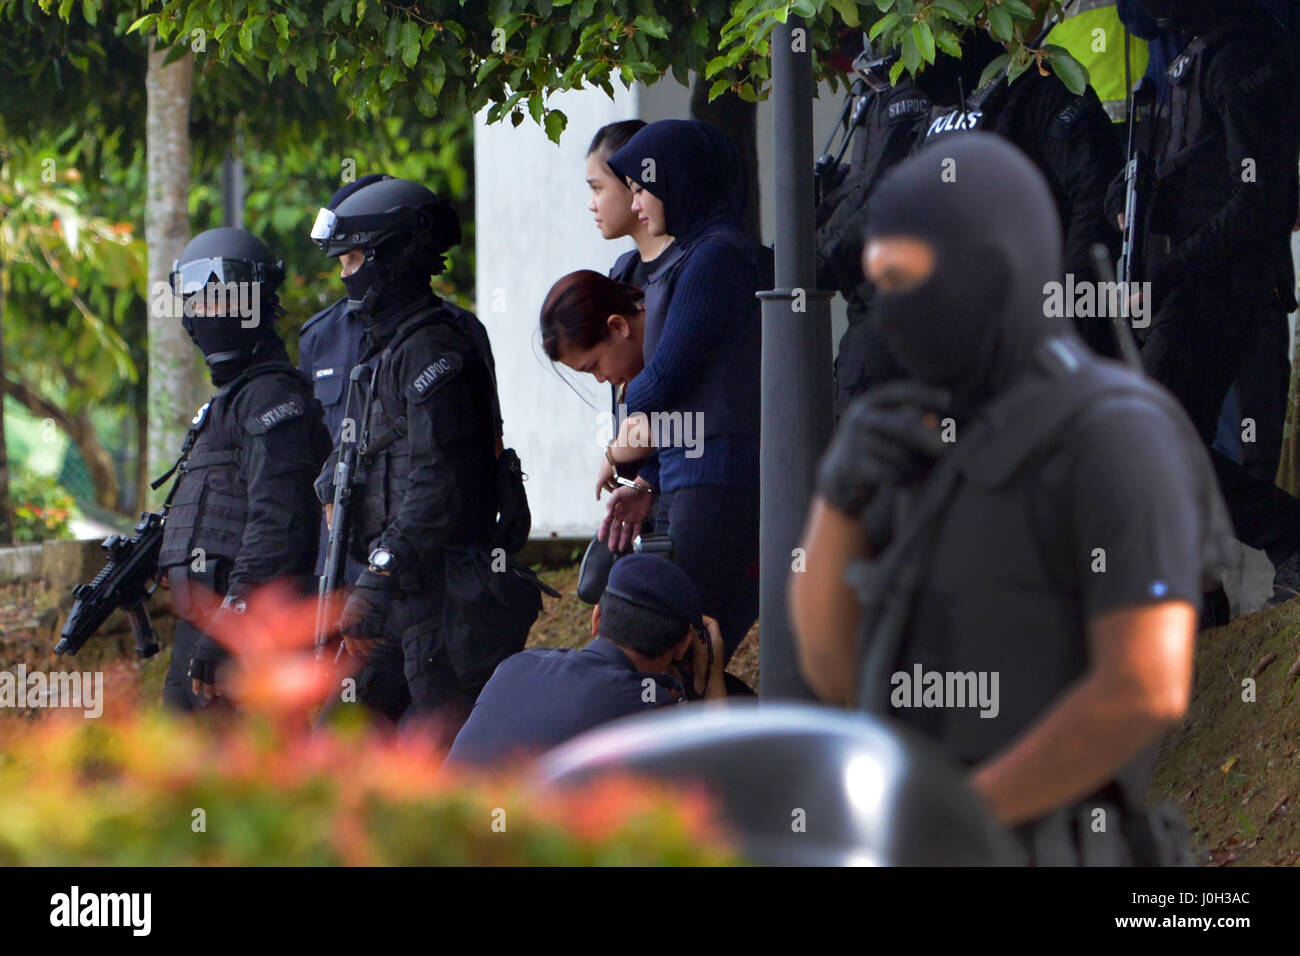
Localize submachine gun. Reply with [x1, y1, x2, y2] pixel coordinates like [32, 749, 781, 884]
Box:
[55, 400, 213, 658]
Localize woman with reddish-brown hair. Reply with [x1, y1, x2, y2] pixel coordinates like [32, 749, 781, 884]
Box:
[540, 119, 768, 662]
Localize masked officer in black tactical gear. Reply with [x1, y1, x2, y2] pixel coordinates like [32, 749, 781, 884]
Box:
[816, 46, 931, 416]
[158, 227, 332, 711]
[793, 135, 1234, 865]
[820, 24, 1125, 416]
[311, 177, 530, 742]
[301, 175, 507, 590]
[1107, 0, 1300, 583]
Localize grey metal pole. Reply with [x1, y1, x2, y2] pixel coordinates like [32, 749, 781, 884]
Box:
[221, 143, 244, 229]
[758, 17, 833, 699]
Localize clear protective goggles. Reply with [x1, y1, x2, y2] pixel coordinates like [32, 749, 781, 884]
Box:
[310, 207, 339, 243]
[169, 256, 280, 299]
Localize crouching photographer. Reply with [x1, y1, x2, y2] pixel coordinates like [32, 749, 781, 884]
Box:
[445, 554, 726, 768]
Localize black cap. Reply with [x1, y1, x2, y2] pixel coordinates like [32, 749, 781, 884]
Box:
[604, 554, 702, 629]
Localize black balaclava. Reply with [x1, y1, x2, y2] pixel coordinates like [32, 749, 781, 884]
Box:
[174, 227, 283, 385]
[864, 133, 1069, 413]
[341, 233, 437, 326]
[319, 177, 461, 328]
[605, 119, 748, 242]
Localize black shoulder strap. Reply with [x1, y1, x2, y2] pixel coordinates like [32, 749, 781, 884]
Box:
[359, 305, 459, 461]
[150, 400, 217, 499]
[148, 361, 309, 499]
[380, 304, 449, 363]
[852, 339, 1117, 710]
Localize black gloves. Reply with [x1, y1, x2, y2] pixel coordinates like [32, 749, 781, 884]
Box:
[816, 380, 951, 518]
[188, 633, 228, 688]
[339, 570, 397, 643]
[189, 593, 245, 691]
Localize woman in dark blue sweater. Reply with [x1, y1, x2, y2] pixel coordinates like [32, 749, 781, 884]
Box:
[545, 119, 769, 660]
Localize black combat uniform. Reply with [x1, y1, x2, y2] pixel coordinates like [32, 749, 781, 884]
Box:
[310, 177, 529, 740]
[299, 295, 504, 584]
[817, 136, 1232, 865]
[159, 228, 330, 711]
[315, 293, 501, 730]
[816, 78, 931, 414]
[1109, 0, 1300, 568]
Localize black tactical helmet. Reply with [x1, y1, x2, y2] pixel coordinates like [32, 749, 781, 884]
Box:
[171, 227, 284, 377]
[538, 703, 1022, 866]
[310, 177, 460, 260]
[310, 177, 461, 319]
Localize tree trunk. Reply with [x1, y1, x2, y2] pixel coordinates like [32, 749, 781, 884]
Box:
[0, 285, 12, 545]
[0, 377, 119, 509]
[145, 36, 202, 502]
[135, 383, 149, 515]
[691, 78, 761, 239]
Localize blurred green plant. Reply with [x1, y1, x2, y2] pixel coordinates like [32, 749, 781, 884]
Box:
[9, 469, 80, 541]
[110, 0, 1089, 147]
[0, 143, 144, 512]
[0, 709, 736, 865]
[0, 582, 739, 865]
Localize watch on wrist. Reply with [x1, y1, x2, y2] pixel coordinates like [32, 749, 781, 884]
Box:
[367, 547, 397, 576]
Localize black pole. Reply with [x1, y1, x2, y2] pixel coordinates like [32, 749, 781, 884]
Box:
[758, 17, 832, 699]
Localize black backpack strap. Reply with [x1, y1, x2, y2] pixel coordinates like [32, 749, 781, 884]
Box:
[359, 304, 472, 461]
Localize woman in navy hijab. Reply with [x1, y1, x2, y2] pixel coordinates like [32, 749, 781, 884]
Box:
[589, 118, 770, 660]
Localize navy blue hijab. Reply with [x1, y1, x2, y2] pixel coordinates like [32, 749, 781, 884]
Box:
[606, 119, 747, 243]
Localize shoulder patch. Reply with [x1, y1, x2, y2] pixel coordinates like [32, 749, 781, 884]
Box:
[885, 96, 930, 124]
[406, 352, 464, 403]
[1049, 97, 1090, 138]
[244, 398, 306, 435]
[1167, 51, 1193, 84]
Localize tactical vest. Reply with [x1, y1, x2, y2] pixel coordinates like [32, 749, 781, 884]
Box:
[1151, 21, 1296, 304]
[158, 363, 316, 572]
[349, 305, 496, 564]
[816, 81, 931, 300]
[920, 75, 1096, 251]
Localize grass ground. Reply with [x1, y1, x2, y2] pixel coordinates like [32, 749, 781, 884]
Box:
[1148, 598, 1300, 866]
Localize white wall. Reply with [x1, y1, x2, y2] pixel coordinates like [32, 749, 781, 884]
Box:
[475, 77, 850, 537]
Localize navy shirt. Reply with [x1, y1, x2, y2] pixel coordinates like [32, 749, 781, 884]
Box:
[299, 298, 367, 581]
[299, 298, 366, 440]
[446, 637, 683, 767]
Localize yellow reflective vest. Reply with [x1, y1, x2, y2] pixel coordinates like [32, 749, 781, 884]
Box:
[1046, 0, 1150, 123]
